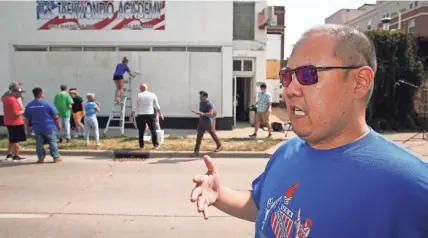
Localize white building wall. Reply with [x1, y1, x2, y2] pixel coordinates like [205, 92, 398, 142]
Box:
[0, 1, 235, 121]
[233, 0, 267, 105]
[266, 34, 281, 60]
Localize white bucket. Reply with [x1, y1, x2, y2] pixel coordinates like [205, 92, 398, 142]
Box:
[156, 130, 164, 144]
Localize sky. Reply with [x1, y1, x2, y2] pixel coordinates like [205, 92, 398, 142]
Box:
[267, 0, 377, 58]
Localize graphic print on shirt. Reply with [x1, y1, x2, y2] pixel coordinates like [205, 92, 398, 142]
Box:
[261, 181, 313, 238]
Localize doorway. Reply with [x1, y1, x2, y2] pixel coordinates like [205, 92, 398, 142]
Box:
[233, 77, 252, 122]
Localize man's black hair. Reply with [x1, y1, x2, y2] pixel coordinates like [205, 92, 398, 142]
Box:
[60, 85, 67, 91]
[199, 91, 208, 97]
[33, 87, 43, 98]
[69, 88, 77, 91]
[260, 83, 267, 89]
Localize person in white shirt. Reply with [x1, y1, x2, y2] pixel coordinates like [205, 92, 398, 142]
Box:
[130, 84, 160, 150]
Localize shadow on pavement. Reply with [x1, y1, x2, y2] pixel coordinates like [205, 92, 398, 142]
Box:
[0, 160, 39, 168]
[148, 158, 200, 165]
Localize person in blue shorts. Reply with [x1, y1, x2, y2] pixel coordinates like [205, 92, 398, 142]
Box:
[113, 57, 136, 103]
[189, 24, 428, 237]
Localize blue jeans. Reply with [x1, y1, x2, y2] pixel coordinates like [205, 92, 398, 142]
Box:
[35, 131, 61, 161]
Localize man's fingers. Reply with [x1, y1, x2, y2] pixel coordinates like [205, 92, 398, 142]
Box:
[192, 175, 205, 184]
[197, 196, 206, 213]
[190, 186, 203, 202]
[203, 155, 216, 173]
[202, 202, 209, 220]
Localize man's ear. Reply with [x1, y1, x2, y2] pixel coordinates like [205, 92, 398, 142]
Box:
[354, 66, 375, 100]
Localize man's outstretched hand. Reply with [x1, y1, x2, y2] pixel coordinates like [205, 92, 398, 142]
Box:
[190, 155, 220, 220]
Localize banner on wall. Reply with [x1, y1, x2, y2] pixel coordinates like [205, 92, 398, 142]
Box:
[36, 0, 166, 30]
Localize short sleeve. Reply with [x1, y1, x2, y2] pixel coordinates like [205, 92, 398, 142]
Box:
[23, 104, 30, 118]
[267, 94, 272, 103]
[125, 65, 130, 73]
[48, 102, 58, 115]
[207, 102, 214, 111]
[251, 172, 266, 210]
[251, 141, 289, 210]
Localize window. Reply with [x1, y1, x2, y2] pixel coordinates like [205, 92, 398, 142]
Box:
[233, 60, 242, 71]
[233, 2, 255, 40]
[415, 1, 418, 7]
[233, 59, 254, 72]
[243, 60, 253, 71]
[14, 46, 48, 51]
[84, 47, 116, 52]
[187, 47, 221, 52]
[400, 8, 406, 13]
[408, 19, 416, 34]
[410, 3, 413, 9]
[50, 46, 82, 52]
[152, 47, 186, 52]
[118, 47, 150, 52]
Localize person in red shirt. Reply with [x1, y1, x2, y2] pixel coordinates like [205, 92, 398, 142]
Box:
[2, 87, 26, 161]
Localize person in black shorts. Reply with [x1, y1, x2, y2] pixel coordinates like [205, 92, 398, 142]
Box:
[112, 57, 136, 103]
[2, 87, 26, 161]
[69, 88, 85, 137]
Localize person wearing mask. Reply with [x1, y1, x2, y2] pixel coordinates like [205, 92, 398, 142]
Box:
[249, 83, 273, 138]
[69, 88, 85, 138]
[189, 24, 428, 237]
[2, 87, 26, 161]
[54, 85, 74, 143]
[83, 93, 101, 146]
[24, 87, 62, 163]
[192, 91, 222, 156]
[130, 84, 160, 150]
[113, 57, 136, 103]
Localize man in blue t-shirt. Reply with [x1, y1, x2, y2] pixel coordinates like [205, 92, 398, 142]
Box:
[24, 87, 63, 163]
[192, 91, 221, 156]
[189, 25, 428, 237]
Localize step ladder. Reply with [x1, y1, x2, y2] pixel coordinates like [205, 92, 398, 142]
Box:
[104, 76, 137, 136]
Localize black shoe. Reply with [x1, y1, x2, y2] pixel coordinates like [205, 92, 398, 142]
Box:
[249, 133, 257, 138]
[58, 138, 63, 143]
[66, 138, 70, 143]
[12, 156, 25, 162]
[6, 154, 12, 160]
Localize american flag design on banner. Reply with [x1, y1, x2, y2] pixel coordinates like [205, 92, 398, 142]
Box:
[262, 181, 313, 238]
[36, 0, 166, 30]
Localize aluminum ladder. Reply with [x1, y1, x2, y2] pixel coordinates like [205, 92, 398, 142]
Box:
[104, 76, 137, 136]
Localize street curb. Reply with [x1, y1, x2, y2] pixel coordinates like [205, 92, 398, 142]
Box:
[0, 149, 272, 159]
[0, 149, 114, 157]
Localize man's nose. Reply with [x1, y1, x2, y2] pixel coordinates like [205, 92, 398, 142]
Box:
[285, 74, 303, 98]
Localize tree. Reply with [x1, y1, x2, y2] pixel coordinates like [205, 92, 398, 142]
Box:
[365, 30, 426, 131]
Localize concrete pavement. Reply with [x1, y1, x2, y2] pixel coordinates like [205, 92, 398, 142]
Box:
[0, 156, 266, 237]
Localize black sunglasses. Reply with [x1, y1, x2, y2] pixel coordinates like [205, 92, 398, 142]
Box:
[279, 65, 364, 87]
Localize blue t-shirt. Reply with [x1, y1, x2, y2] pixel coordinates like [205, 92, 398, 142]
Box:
[113, 63, 130, 76]
[84, 101, 98, 117]
[199, 100, 214, 123]
[253, 129, 428, 238]
[23, 99, 58, 133]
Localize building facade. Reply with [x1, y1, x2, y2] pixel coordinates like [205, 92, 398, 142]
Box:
[0, 0, 269, 131]
[326, 1, 428, 36]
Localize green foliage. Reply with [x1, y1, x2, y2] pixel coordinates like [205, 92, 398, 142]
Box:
[365, 30, 426, 131]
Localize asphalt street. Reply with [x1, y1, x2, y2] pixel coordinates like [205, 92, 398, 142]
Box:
[0, 155, 267, 238]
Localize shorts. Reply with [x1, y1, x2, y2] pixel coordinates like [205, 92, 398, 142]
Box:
[6, 125, 27, 143]
[257, 112, 270, 125]
[73, 111, 85, 119]
[113, 75, 124, 81]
